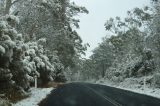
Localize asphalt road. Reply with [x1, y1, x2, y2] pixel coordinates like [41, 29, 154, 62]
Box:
[38, 83, 160, 106]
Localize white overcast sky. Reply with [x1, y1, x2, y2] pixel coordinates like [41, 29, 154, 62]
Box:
[72, 0, 150, 58]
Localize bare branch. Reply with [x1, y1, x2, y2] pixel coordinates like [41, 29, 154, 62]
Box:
[11, 0, 20, 5]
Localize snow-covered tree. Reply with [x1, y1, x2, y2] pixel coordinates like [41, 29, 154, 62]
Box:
[82, 5, 155, 84]
[13, 0, 88, 69]
[0, 15, 18, 91]
[0, 14, 66, 100]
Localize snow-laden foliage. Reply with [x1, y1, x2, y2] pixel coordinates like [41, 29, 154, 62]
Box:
[77, 4, 159, 88]
[0, 15, 65, 100]
[14, 0, 88, 68]
[0, 98, 11, 106]
[23, 39, 56, 85]
[0, 0, 88, 84]
[0, 15, 17, 93]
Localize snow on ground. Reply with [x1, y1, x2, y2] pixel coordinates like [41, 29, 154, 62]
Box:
[13, 88, 53, 106]
[95, 78, 160, 99]
[12, 80, 160, 106]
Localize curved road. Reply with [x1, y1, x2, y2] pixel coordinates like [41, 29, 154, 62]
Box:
[39, 83, 160, 106]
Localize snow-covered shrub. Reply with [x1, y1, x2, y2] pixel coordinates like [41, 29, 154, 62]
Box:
[0, 14, 65, 100]
[0, 98, 11, 106]
[13, 28, 64, 87]
[0, 68, 14, 92]
[105, 49, 155, 84]
[49, 53, 66, 82]
[119, 78, 142, 89]
[6, 15, 19, 27]
[122, 56, 143, 78]
[0, 15, 17, 92]
[0, 15, 31, 102]
[23, 38, 59, 86]
[152, 73, 160, 88]
[105, 67, 116, 79]
[0, 45, 5, 55]
[0, 15, 37, 98]
[111, 76, 123, 82]
[114, 49, 154, 80]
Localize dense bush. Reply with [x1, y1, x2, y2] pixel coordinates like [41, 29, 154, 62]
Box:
[0, 15, 66, 99]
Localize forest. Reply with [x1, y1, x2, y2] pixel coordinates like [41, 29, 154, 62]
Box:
[0, 0, 160, 105]
[70, 0, 160, 88]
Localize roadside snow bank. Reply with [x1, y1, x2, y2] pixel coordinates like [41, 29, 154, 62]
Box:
[96, 78, 160, 99]
[13, 88, 53, 106]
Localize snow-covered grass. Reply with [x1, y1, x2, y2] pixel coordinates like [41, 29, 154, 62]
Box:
[95, 78, 160, 99]
[13, 88, 53, 106]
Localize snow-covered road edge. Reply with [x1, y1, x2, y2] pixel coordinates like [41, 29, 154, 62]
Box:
[12, 88, 54, 106]
[95, 79, 160, 99]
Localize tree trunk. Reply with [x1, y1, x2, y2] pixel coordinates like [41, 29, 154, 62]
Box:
[4, 0, 12, 15]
